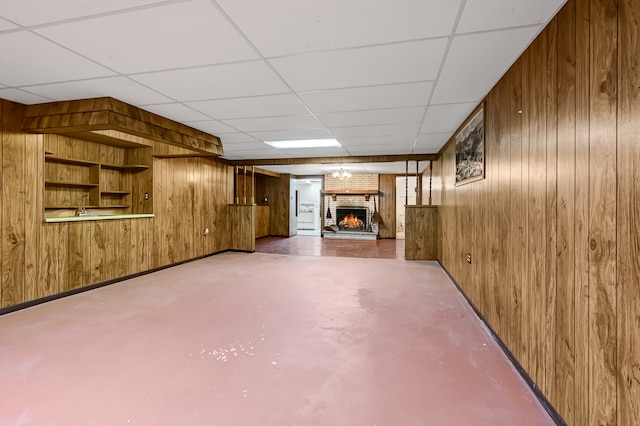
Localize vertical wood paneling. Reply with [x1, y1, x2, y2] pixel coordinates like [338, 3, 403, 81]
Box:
[589, 0, 618, 424]
[264, 174, 290, 237]
[545, 18, 559, 400]
[574, 0, 592, 421]
[404, 206, 438, 260]
[24, 132, 42, 302]
[496, 74, 511, 341]
[617, 1, 640, 424]
[66, 221, 89, 291]
[555, 1, 578, 422]
[437, 0, 633, 423]
[1, 101, 25, 308]
[378, 174, 396, 239]
[508, 59, 525, 364]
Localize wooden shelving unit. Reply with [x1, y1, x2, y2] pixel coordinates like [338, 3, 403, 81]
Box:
[43, 137, 153, 219]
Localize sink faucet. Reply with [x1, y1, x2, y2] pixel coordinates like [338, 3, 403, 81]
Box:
[77, 194, 91, 216]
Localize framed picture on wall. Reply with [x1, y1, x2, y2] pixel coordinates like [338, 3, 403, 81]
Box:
[455, 104, 485, 186]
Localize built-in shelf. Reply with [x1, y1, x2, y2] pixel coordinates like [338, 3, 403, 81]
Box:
[101, 163, 149, 171]
[45, 180, 99, 188]
[101, 190, 130, 195]
[100, 205, 130, 208]
[45, 156, 99, 167]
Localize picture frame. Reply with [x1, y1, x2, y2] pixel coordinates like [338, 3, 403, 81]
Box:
[455, 104, 485, 186]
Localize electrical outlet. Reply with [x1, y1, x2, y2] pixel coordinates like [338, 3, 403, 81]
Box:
[144, 192, 149, 200]
[466, 253, 472, 264]
[203, 228, 209, 236]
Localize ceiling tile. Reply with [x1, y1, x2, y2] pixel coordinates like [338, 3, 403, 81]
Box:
[414, 133, 452, 153]
[221, 114, 322, 132]
[183, 120, 239, 135]
[216, 0, 462, 56]
[140, 103, 211, 122]
[330, 123, 420, 139]
[0, 17, 19, 31]
[0, 88, 53, 104]
[247, 128, 332, 142]
[0, 32, 114, 86]
[186, 94, 309, 120]
[35, 0, 258, 74]
[338, 134, 416, 148]
[317, 107, 425, 128]
[0, 0, 168, 26]
[457, 0, 565, 34]
[299, 82, 433, 113]
[421, 102, 478, 133]
[217, 133, 260, 144]
[269, 39, 447, 91]
[345, 145, 412, 155]
[280, 147, 350, 158]
[130, 61, 290, 102]
[232, 149, 294, 159]
[431, 27, 540, 104]
[222, 141, 273, 152]
[23, 76, 172, 105]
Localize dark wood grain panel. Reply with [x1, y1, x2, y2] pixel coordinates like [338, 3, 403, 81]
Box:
[589, 0, 618, 424]
[378, 174, 396, 239]
[617, 1, 640, 424]
[66, 221, 90, 291]
[554, 1, 578, 422]
[1, 100, 25, 308]
[404, 206, 438, 260]
[544, 17, 558, 401]
[229, 205, 255, 252]
[574, 0, 591, 422]
[255, 206, 270, 239]
[264, 174, 290, 237]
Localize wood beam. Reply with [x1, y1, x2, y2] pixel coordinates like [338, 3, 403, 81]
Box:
[226, 153, 436, 167]
[22, 97, 223, 156]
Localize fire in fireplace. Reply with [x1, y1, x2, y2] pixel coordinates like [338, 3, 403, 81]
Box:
[336, 207, 367, 231]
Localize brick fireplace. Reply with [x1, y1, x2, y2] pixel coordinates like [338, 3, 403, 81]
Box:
[323, 173, 379, 240]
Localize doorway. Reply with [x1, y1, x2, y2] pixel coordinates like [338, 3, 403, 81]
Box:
[297, 178, 322, 236]
[395, 175, 417, 240]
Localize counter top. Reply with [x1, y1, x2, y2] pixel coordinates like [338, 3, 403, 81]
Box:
[44, 213, 155, 223]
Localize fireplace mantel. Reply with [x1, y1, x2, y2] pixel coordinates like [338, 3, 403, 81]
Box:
[321, 189, 379, 201]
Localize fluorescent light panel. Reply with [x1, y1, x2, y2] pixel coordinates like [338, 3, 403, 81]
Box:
[264, 138, 341, 149]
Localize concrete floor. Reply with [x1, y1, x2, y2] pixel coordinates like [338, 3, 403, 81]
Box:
[0, 252, 553, 425]
[256, 235, 405, 260]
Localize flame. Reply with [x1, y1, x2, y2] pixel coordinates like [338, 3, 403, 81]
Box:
[339, 213, 364, 229]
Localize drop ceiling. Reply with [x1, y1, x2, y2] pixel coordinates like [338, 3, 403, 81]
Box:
[0, 0, 566, 175]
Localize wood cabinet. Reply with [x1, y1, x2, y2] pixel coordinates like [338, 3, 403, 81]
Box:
[43, 135, 152, 219]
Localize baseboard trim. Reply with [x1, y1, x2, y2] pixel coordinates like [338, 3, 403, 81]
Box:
[0, 249, 231, 316]
[437, 261, 566, 426]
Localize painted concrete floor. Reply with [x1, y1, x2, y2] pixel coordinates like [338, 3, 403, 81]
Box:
[0, 252, 553, 425]
[256, 235, 405, 260]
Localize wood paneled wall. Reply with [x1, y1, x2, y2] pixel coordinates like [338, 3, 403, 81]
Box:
[229, 205, 255, 252]
[404, 206, 438, 260]
[263, 174, 291, 237]
[378, 174, 396, 238]
[0, 99, 234, 309]
[437, 0, 639, 423]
